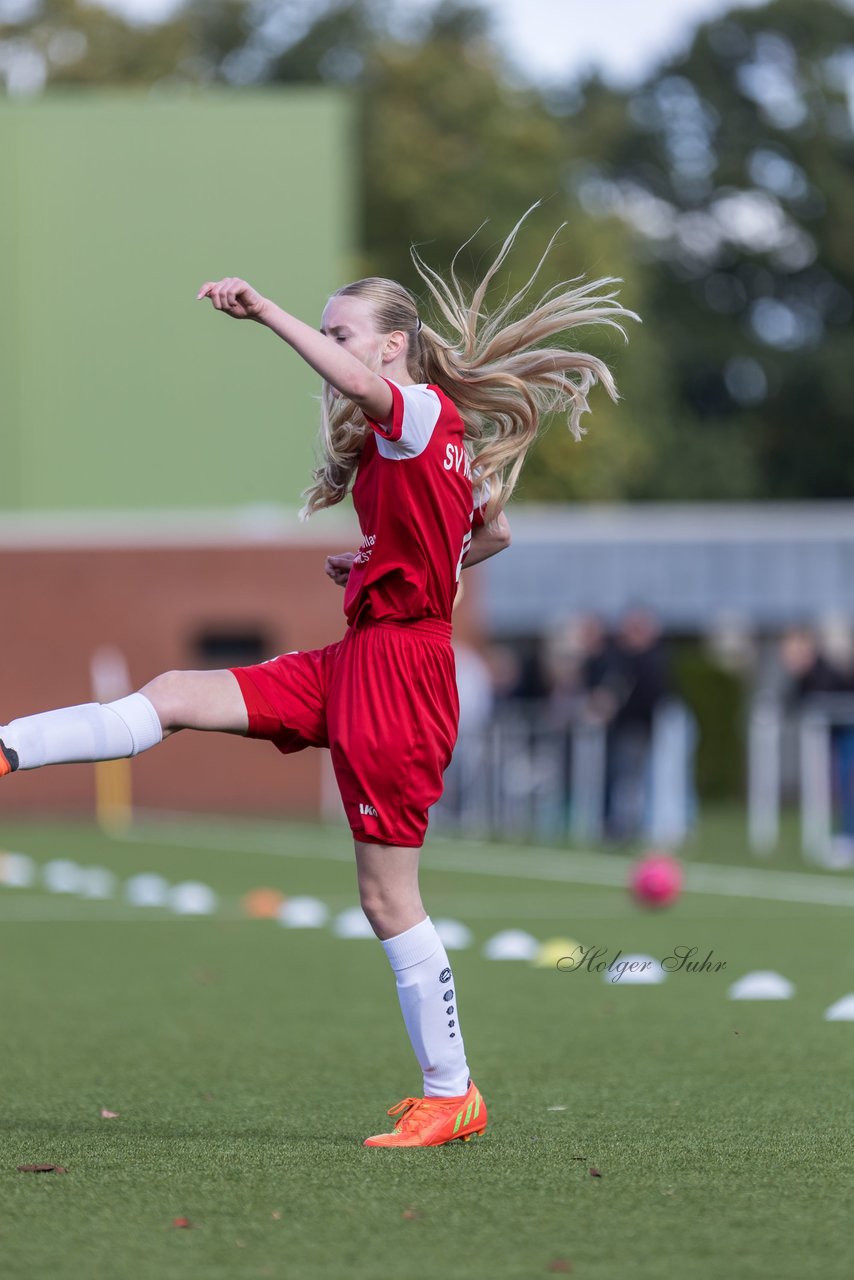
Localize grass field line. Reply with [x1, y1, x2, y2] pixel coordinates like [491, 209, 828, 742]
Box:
[0, 894, 247, 923]
[0, 905, 192, 923]
[120, 813, 854, 909]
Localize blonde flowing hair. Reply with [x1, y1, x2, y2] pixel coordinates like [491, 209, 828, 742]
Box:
[301, 205, 638, 521]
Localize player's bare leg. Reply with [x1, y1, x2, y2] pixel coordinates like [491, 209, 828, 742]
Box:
[0, 669, 248, 773]
[140, 670, 248, 738]
[356, 839, 487, 1146]
[354, 840, 424, 940]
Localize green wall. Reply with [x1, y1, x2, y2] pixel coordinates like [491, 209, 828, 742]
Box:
[0, 91, 353, 512]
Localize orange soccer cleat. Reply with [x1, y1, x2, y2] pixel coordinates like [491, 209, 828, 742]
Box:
[363, 1079, 487, 1148]
[0, 740, 18, 777]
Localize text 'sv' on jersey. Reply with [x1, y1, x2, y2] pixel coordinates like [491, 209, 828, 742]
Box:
[341, 378, 488, 627]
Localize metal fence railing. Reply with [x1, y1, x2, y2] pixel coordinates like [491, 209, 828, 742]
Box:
[749, 693, 854, 867]
[432, 699, 697, 848]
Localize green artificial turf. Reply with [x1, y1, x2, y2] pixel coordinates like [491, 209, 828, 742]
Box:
[0, 815, 852, 1280]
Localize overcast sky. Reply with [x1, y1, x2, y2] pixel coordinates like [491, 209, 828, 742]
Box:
[97, 0, 774, 86]
[483, 0, 770, 84]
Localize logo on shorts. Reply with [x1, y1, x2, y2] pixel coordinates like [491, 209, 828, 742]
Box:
[443, 989, 454, 1002]
[359, 803, 378, 817]
[439, 968, 452, 984]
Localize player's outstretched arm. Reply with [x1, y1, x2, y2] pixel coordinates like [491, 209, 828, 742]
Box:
[196, 277, 393, 423]
[462, 512, 512, 569]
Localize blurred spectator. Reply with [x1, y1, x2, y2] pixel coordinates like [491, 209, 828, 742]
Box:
[440, 642, 495, 829]
[579, 614, 613, 690]
[577, 615, 617, 721]
[541, 616, 606, 834]
[779, 625, 854, 848]
[779, 626, 847, 699]
[513, 641, 550, 702]
[454, 642, 495, 736]
[600, 608, 671, 842]
[817, 615, 854, 686]
[705, 615, 756, 677]
[542, 616, 589, 730]
[482, 643, 525, 703]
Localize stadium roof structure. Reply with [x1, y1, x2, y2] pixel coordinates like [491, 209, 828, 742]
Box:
[2, 500, 851, 637]
[479, 502, 854, 634]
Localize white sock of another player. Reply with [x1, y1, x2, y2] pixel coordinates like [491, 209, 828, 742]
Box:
[381, 915, 471, 1099]
[0, 693, 163, 769]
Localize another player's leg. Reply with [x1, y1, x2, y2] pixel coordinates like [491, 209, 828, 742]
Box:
[356, 839, 487, 1148]
[0, 670, 248, 774]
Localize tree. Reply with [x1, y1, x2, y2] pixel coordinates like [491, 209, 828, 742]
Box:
[4, 0, 853, 501]
[563, 0, 854, 497]
[255, 2, 652, 499]
[0, 0, 187, 90]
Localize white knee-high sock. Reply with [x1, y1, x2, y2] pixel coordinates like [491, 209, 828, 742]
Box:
[1, 693, 163, 769]
[381, 915, 471, 1098]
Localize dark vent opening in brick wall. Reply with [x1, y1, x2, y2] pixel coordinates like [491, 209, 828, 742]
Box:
[193, 627, 274, 669]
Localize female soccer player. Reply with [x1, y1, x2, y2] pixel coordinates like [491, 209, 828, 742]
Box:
[0, 209, 635, 1147]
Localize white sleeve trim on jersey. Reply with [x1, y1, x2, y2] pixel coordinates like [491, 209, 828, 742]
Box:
[472, 475, 492, 510]
[375, 383, 443, 461]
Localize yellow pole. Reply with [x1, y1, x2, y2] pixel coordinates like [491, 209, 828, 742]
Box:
[94, 758, 133, 834]
[91, 646, 134, 834]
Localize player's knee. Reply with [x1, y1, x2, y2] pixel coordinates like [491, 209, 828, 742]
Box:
[359, 886, 419, 939]
[139, 670, 194, 732]
[358, 883, 402, 936]
[358, 891, 388, 937]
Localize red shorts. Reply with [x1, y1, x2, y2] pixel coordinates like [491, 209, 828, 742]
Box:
[230, 618, 459, 848]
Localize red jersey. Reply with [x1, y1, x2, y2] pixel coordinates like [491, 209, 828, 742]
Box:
[343, 378, 478, 627]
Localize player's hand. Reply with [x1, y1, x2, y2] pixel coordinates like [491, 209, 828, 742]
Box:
[325, 552, 356, 587]
[196, 277, 268, 320]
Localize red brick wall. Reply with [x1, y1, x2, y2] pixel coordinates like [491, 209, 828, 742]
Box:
[0, 539, 484, 819]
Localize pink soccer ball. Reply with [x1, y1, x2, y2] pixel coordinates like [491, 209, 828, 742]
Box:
[630, 853, 683, 908]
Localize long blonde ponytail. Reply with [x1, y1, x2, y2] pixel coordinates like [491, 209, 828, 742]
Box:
[301, 205, 638, 520]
